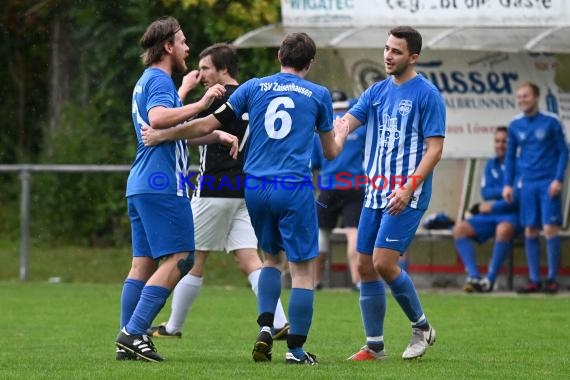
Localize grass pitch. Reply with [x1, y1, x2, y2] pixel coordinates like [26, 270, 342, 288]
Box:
[1, 282, 568, 379]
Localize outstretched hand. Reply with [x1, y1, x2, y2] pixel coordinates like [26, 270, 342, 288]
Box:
[141, 126, 165, 147]
[333, 116, 350, 140]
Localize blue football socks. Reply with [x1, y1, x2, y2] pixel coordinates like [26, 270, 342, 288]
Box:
[388, 270, 428, 329]
[120, 278, 145, 329]
[487, 241, 512, 283]
[125, 285, 170, 335]
[288, 288, 314, 337]
[546, 236, 561, 281]
[398, 258, 410, 272]
[455, 238, 480, 278]
[359, 281, 386, 341]
[257, 267, 281, 318]
[525, 237, 541, 283]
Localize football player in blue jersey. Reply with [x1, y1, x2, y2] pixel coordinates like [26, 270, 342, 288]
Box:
[502, 81, 569, 294]
[141, 32, 349, 365]
[147, 43, 289, 341]
[115, 17, 236, 362]
[337, 26, 446, 361]
[453, 126, 521, 293]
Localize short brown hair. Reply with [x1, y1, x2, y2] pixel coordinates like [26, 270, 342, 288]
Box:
[140, 16, 181, 67]
[278, 32, 316, 71]
[389, 26, 422, 55]
[518, 81, 540, 97]
[496, 126, 508, 134]
[199, 43, 239, 79]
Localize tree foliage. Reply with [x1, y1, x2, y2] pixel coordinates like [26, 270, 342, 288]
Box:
[1, 0, 281, 245]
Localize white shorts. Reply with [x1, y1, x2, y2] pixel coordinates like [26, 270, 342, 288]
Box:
[191, 197, 258, 252]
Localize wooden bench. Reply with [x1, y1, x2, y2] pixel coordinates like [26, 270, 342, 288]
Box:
[325, 158, 570, 290]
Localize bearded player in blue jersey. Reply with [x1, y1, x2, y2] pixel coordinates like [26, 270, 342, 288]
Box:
[336, 26, 446, 361]
[115, 17, 237, 362]
[142, 32, 349, 365]
[502, 81, 569, 294]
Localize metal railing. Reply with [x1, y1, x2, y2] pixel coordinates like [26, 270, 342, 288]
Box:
[0, 164, 199, 281]
[2, 162, 569, 282]
[1, 165, 130, 281]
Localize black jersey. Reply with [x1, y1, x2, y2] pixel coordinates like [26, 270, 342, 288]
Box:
[193, 84, 247, 198]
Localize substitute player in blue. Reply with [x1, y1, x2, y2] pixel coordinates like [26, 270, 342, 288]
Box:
[503, 81, 569, 294]
[336, 26, 446, 361]
[142, 32, 349, 365]
[115, 17, 235, 362]
[453, 127, 521, 292]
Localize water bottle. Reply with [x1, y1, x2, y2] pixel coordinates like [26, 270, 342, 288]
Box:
[546, 88, 559, 114]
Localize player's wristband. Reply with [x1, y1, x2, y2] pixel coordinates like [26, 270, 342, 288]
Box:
[213, 102, 237, 126]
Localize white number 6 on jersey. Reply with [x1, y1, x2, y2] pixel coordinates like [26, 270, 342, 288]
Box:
[264, 97, 294, 139]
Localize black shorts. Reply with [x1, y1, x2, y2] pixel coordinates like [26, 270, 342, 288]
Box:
[317, 189, 365, 230]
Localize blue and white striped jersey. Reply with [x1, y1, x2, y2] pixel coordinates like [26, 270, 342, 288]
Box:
[348, 75, 446, 210]
[127, 67, 190, 198]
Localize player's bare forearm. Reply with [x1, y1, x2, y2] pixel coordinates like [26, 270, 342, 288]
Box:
[141, 115, 222, 147]
[178, 115, 222, 139]
[187, 133, 218, 146]
[188, 130, 233, 146]
[185, 130, 238, 159]
[148, 84, 226, 129]
[407, 136, 444, 189]
[344, 113, 363, 134]
[147, 105, 202, 129]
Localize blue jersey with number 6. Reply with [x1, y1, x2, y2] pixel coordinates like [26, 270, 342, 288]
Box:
[228, 72, 333, 181]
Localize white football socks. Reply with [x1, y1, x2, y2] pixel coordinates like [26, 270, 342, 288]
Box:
[165, 273, 203, 334]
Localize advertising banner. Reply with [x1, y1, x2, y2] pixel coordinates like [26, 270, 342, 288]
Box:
[282, 0, 569, 27]
[340, 50, 561, 158]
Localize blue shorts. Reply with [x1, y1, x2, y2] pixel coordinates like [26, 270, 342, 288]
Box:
[468, 212, 521, 243]
[356, 206, 424, 255]
[245, 178, 318, 263]
[127, 194, 195, 259]
[520, 179, 563, 228]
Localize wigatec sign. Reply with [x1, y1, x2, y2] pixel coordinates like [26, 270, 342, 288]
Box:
[282, 0, 568, 27]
